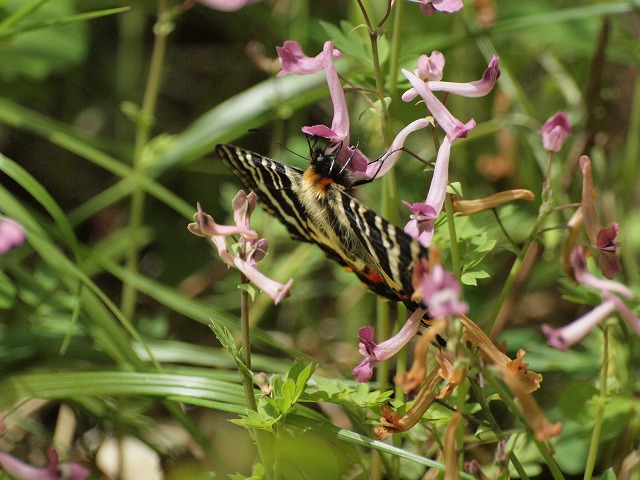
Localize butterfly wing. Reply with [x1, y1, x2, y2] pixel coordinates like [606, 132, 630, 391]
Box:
[216, 144, 312, 243]
[331, 185, 427, 305]
[216, 144, 425, 305]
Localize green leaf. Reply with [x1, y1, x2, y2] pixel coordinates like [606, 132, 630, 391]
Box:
[0, 0, 88, 81]
[461, 270, 490, 286]
[0, 269, 17, 309]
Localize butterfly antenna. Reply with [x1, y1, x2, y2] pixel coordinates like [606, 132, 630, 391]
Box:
[368, 146, 404, 180]
[249, 128, 307, 161]
[338, 140, 360, 176]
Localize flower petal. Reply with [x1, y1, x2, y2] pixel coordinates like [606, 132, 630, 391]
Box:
[365, 118, 431, 178]
[538, 111, 572, 152]
[542, 300, 615, 350]
[277, 40, 342, 77]
[402, 69, 475, 140]
[404, 55, 500, 102]
[197, 0, 262, 12]
[353, 308, 426, 382]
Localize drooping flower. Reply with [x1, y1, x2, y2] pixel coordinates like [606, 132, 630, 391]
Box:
[364, 118, 432, 178]
[444, 412, 463, 475]
[501, 369, 562, 441]
[188, 192, 292, 304]
[0, 447, 89, 480]
[538, 112, 572, 152]
[451, 189, 535, 215]
[353, 307, 427, 382]
[399, 69, 477, 247]
[460, 314, 542, 393]
[543, 246, 640, 350]
[374, 368, 442, 439]
[276, 40, 368, 172]
[0, 218, 25, 255]
[197, 0, 262, 11]
[407, 0, 464, 16]
[403, 55, 500, 102]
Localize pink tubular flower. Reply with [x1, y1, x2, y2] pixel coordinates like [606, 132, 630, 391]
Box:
[543, 246, 640, 350]
[276, 40, 342, 77]
[538, 112, 572, 152]
[188, 192, 292, 304]
[412, 263, 468, 317]
[277, 40, 368, 172]
[403, 55, 500, 102]
[365, 118, 432, 178]
[399, 69, 476, 247]
[197, 0, 262, 11]
[403, 69, 476, 141]
[0, 218, 25, 254]
[408, 0, 464, 16]
[353, 307, 427, 382]
[402, 136, 452, 246]
[0, 447, 89, 480]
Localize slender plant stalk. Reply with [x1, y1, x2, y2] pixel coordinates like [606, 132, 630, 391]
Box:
[239, 274, 273, 480]
[468, 378, 529, 480]
[486, 376, 564, 480]
[120, 0, 169, 320]
[485, 152, 556, 333]
[584, 326, 609, 480]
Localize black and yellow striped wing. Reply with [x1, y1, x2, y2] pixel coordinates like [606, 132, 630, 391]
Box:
[216, 144, 427, 307]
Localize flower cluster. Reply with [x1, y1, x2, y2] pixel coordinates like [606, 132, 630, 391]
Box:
[188, 191, 292, 304]
[543, 246, 639, 350]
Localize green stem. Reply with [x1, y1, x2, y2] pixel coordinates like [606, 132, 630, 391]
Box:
[485, 377, 564, 480]
[468, 378, 529, 480]
[444, 192, 461, 279]
[386, 0, 403, 100]
[485, 151, 555, 333]
[121, 0, 170, 320]
[239, 274, 273, 480]
[584, 326, 608, 480]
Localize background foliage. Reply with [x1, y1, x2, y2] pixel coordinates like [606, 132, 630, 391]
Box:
[1, 0, 639, 479]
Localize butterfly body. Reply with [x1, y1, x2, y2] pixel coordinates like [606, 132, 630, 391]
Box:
[216, 144, 427, 309]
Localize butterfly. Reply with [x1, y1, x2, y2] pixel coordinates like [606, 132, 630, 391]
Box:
[216, 143, 428, 312]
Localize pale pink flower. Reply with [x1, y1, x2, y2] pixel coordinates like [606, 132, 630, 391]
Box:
[0, 447, 89, 480]
[353, 308, 427, 382]
[188, 193, 292, 304]
[197, 0, 262, 11]
[543, 246, 640, 350]
[407, 0, 464, 16]
[276, 40, 342, 77]
[538, 112, 572, 152]
[0, 218, 25, 254]
[403, 55, 500, 102]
